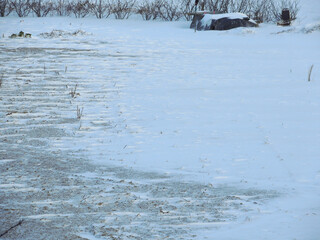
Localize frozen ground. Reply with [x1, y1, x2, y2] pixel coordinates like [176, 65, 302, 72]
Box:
[1, 1, 320, 239]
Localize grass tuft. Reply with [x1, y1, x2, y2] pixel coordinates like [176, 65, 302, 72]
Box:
[308, 64, 314, 82]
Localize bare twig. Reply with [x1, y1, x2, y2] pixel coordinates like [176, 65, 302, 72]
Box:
[0, 220, 24, 238]
[308, 64, 314, 82]
[77, 105, 84, 120]
[70, 84, 79, 98]
[0, 73, 3, 88]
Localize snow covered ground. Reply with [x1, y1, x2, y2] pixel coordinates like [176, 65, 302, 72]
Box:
[1, 1, 320, 239]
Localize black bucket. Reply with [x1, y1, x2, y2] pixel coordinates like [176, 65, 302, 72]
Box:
[281, 8, 290, 21]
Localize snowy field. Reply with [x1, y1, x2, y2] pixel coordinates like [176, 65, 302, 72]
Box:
[1, 1, 320, 239]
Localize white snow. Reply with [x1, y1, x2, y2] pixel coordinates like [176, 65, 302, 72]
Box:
[1, 0, 320, 239]
[201, 12, 257, 27]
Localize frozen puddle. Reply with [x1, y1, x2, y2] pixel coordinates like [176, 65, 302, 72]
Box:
[0, 31, 279, 239]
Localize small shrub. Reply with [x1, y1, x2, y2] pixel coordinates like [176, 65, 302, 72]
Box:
[159, 0, 182, 21]
[70, 0, 92, 18]
[247, 0, 274, 23]
[180, 0, 195, 21]
[0, 0, 14, 17]
[205, 0, 230, 13]
[91, 0, 112, 18]
[11, 0, 31, 17]
[29, 0, 54, 17]
[271, 0, 300, 21]
[54, 0, 72, 16]
[136, 0, 162, 21]
[110, 0, 136, 19]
